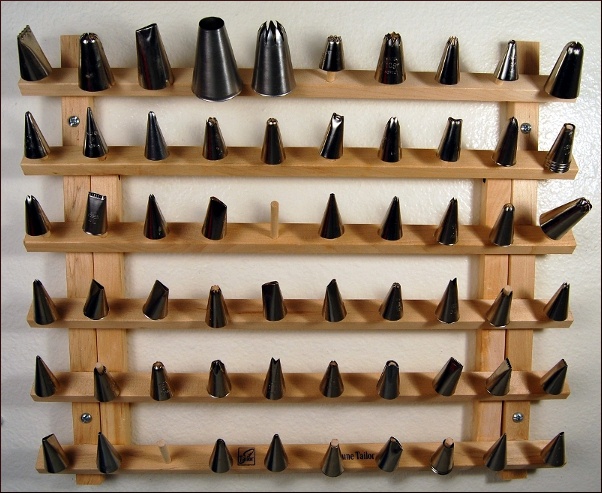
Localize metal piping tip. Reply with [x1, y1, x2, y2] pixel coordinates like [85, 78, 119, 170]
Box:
[209, 438, 233, 473]
[437, 117, 462, 162]
[18, 25, 52, 81]
[265, 434, 289, 472]
[375, 32, 405, 84]
[545, 41, 583, 99]
[263, 357, 286, 400]
[320, 113, 344, 160]
[83, 107, 108, 158]
[25, 195, 51, 237]
[539, 197, 592, 240]
[433, 357, 463, 396]
[541, 432, 566, 467]
[202, 117, 227, 160]
[322, 279, 347, 322]
[262, 280, 287, 321]
[192, 17, 242, 101]
[435, 36, 460, 85]
[494, 40, 518, 81]
[486, 358, 512, 396]
[379, 196, 403, 241]
[94, 363, 120, 402]
[378, 116, 402, 163]
[320, 360, 344, 398]
[484, 434, 507, 471]
[435, 278, 460, 324]
[42, 434, 69, 473]
[434, 198, 458, 246]
[24, 111, 50, 159]
[320, 35, 345, 73]
[82, 191, 108, 236]
[319, 193, 344, 239]
[430, 437, 454, 475]
[544, 282, 570, 322]
[202, 196, 227, 240]
[35, 355, 59, 398]
[142, 279, 169, 320]
[96, 432, 121, 474]
[205, 285, 229, 328]
[79, 33, 114, 92]
[83, 279, 109, 320]
[321, 439, 344, 477]
[379, 282, 403, 321]
[489, 203, 515, 247]
[33, 279, 59, 325]
[144, 194, 169, 240]
[261, 118, 286, 164]
[485, 286, 513, 327]
[145, 111, 169, 161]
[540, 359, 568, 395]
[207, 360, 232, 398]
[493, 116, 519, 167]
[252, 21, 296, 96]
[376, 436, 403, 472]
[136, 23, 173, 90]
[545, 123, 575, 173]
[150, 361, 173, 401]
[377, 360, 400, 400]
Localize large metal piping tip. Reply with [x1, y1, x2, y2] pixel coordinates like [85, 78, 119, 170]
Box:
[489, 203, 515, 247]
[82, 191, 108, 236]
[545, 123, 575, 173]
[202, 117, 227, 160]
[79, 33, 114, 92]
[205, 285, 229, 328]
[252, 21, 296, 96]
[483, 434, 507, 471]
[207, 360, 232, 398]
[18, 25, 52, 81]
[96, 432, 121, 474]
[320, 113, 344, 160]
[376, 436, 403, 472]
[321, 439, 344, 477]
[83, 107, 108, 159]
[209, 438, 233, 473]
[434, 198, 459, 246]
[435, 36, 460, 85]
[433, 357, 463, 396]
[145, 111, 169, 161]
[94, 363, 121, 402]
[493, 116, 518, 167]
[545, 41, 583, 99]
[150, 361, 173, 401]
[539, 197, 592, 240]
[435, 278, 459, 324]
[437, 117, 462, 162]
[83, 279, 109, 320]
[42, 434, 69, 473]
[202, 196, 227, 240]
[35, 355, 59, 398]
[322, 279, 347, 322]
[377, 360, 400, 400]
[263, 357, 286, 400]
[144, 194, 169, 240]
[142, 279, 169, 320]
[378, 116, 402, 163]
[486, 358, 512, 396]
[430, 437, 455, 475]
[262, 280, 287, 321]
[541, 432, 566, 467]
[379, 282, 403, 321]
[25, 195, 51, 237]
[544, 282, 570, 322]
[320, 360, 344, 398]
[375, 32, 405, 84]
[33, 279, 59, 325]
[24, 111, 50, 159]
[136, 23, 174, 90]
[485, 286, 513, 328]
[540, 359, 568, 395]
[319, 193, 345, 239]
[265, 434, 289, 472]
[379, 196, 403, 241]
[261, 118, 286, 164]
[494, 40, 518, 81]
[192, 17, 242, 101]
[320, 35, 345, 73]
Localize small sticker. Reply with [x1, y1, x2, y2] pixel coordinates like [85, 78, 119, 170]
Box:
[237, 447, 255, 466]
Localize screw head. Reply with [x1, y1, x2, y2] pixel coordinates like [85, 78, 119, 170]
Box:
[512, 412, 524, 423]
[68, 116, 80, 127]
[520, 123, 531, 134]
[80, 412, 92, 423]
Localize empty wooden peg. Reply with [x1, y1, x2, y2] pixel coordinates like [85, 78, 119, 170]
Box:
[157, 439, 171, 463]
[271, 201, 279, 239]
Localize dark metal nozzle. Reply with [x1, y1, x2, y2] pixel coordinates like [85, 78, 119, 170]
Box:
[320, 113, 344, 160]
[252, 21, 296, 96]
[136, 23, 173, 90]
[35, 355, 59, 398]
[489, 203, 515, 246]
[145, 111, 169, 161]
[322, 279, 347, 322]
[79, 33, 114, 92]
[83, 279, 109, 320]
[320, 360, 344, 398]
[83, 107, 108, 159]
[431, 438, 454, 475]
[33, 279, 59, 325]
[261, 118, 286, 164]
[379, 282, 403, 321]
[320, 35, 345, 72]
[202, 117, 227, 160]
[24, 111, 50, 159]
[209, 438, 233, 473]
[319, 193, 344, 239]
[545, 41, 583, 99]
[437, 117, 462, 162]
[82, 191, 108, 236]
[265, 434, 288, 472]
[321, 439, 344, 477]
[144, 194, 169, 240]
[484, 434, 507, 471]
[205, 285, 229, 328]
[262, 280, 287, 321]
[375, 33, 405, 84]
[486, 358, 512, 396]
[96, 432, 121, 474]
[539, 197, 592, 240]
[94, 363, 120, 402]
[494, 40, 518, 81]
[150, 361, 173, 401]
[435, 278, 460, 324]
[433, 357, 463, 396]
[545, 123, 575, 173]
[376, 436, 403, 472]
[379, 196, 403, 241]
[202, 196, 227, 240]
[434, 197, 459, 246]
[263, 357, 285, 400]
[377, 360, 400, 400]
[541, 359, 568, 395]
[493, 116, 519, 167]
[18, 25, 52, 81]
[207, 360, 232, 398]
[485, 286, 513, 327]
[436, 36, 460, 85]
[378, 116, 402, 163]
[143, 279, 169, 320]
[42, 434, 69, 473]
[544, 282, 570, 322]
[541, 432, 566, 467]
[25, 195, 51, 237]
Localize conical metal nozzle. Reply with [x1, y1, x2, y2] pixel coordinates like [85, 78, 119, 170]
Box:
[205, 285, 229, 328]
[33, 279, 59, 325]
[431, 438, 455, 475]
[320, 113, 344, 160]
[261, 118, 286, 164]
[320, 35, 345, 73]
[320, 360, 344, 398]
[540, 359, 568, 395]
[544, 282, 570, 322]
[437, 117, 462, 162]
[377, 360, 400, 400]
[375, 33, 405, 84]
[82, 191, 107, 236]
[319, 193, 344, 239]
[485, 286, 513, 327]
[493, 117, 519, 167]
[484, 434, 507, 471]
[24, 111, 50, 159]
[545, 41, 583, 99]
[35, 355, 59, 398]
[42, 434, 69, 473]
[376, 436, 403, 472]
[18, 25, 52, 81]
[433, 357, 463, 396]
[378, 116, 402, 163]
[545, 123, 575, 173]
[322, 279, 347, 322]
[79, 33, 114, 92]
[263, 357, 285, 400]
[144, 111, 169, 161]
[202, 117, 227, 161]
[436, 36, 460, 85]
[490, 203, 515, 247]
[25, 195, 51, 237]
[486, 358, 512, 396]
[252, 21, 296, 96]
[83, 107, 108, 159]
[150, 361, 173, 401]
[436, 277, 459, 325]
[435, 198, 459, 246]
[207, 360, 231, 398]
[94, 363, 120, 402]
[202, 196, 227, 240]
[321, 439, 344, 477]
[142, 279, 169, 320]
[83, 279, 109, 320]
[262, 280, 287, 321]
[136, 23, 173, 90]
[209, 438, 233, 473]
[494, 40, 518, 81]
[541, 432, 566, 467]
[379, 282, 403, 321]
[143, 194, 169, 240]
[379, 196, 403, 241]
[96, 432, 121, 474]
[265, 434, 288, 472]
[539, 197, 592, 240]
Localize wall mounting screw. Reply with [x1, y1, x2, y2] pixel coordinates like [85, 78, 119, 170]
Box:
[68, 115, 80, 127]
[80, 412, 92, 423]
[512, 412, 524, 423]
[520, 123, 531, 134]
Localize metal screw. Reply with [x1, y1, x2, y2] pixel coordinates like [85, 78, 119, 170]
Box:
[68, 116, 80, 127]
[512, 412, 524, 423]
[80, 413, 92, 423]
[520, 123, 531, 134]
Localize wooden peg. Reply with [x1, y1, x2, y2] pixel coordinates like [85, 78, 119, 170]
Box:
[157, 439, 171, 463]
[271, 201, 279, 239]
[325, 71, 336, 83]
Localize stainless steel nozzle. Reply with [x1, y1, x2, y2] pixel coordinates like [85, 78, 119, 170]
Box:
[202, 196, 227, 240]
[539, 197, 592, 240]
[437, 117, 462, 162]
[375, 33, 405, 84]
[484, 434, 507, 471]
[82, 191, 108, 236]
[430, 438, 454, 475]
[379, 196, 403, 241]
[541, 432, 566, 467]
[136, 23, 174, 90]
[42, 434, 69, 473]
[79, 33, 114, 92]
[434, 198, 459, 246]
[209, 438, 233, 473]
[376, 436, 403, 472]
[145, 111, 169, 161]
[378, 116, 402, 163]
[545, 42, 583, 99]
[202, 117, 228, 160]
[263, 357, 285, 400]
[320, 35, 345, 73]
[322, 279, 347, 322]
[320, 360, 344, 398]
[261, 118, 286, 164]
[320, 113, 344, 160]
[142, 279, 169, 320]
[262, 280, 287, 321]
[93, 363, 120, 402]
[33, 279, 59, 325]
[83, 107, 108, 159]
[494, 40, 518, 81]
[544, 282, 570, 322]
[379, 282, 403, 321]
[150, 361, 173, 401]
[18, 25, 52, 81]
[96, 432, 121, 474]
[25, 195, 51, 237]
[321, 439, 344, 477]
[489, 203, 515, 247]
[205, 285, 229, 328]
[485, 358, 512, 396]
[83, 279, 109, 320]
[265, 434, 288, 472]
[143, 194, 169, 240]
[252, 21, 296, 96]
[207, 360, 232, 398]
[35, 355, 59, 398]
[493, 116, 518, 167]
[485, 286, 513, 327]
[377, 360, 400, 400]
[433, 357, 463, 396]
[24, 111, 50, 159]
[436, 36, 460, 85]
[545, 123, 575, 173]
[319, 193, 344, 239]
[541, 359, 568, 395]
[435, 278, 460, 324]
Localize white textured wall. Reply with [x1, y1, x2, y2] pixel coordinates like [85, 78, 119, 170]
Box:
[1, 1, 600, 491]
